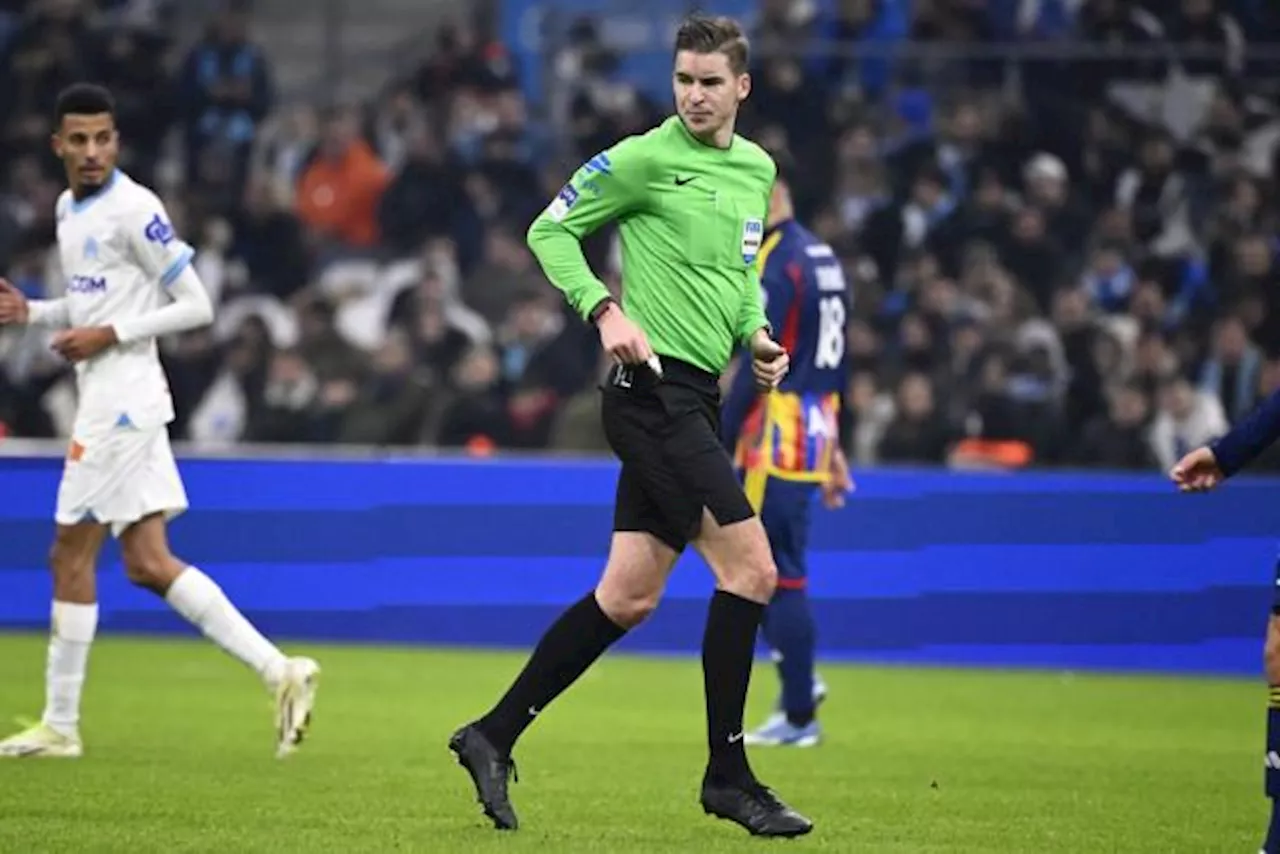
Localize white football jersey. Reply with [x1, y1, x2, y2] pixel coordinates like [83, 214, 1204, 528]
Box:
[54, 169, 194, 438]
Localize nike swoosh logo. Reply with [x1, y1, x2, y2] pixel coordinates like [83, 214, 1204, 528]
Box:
[674, 176, 696, 186]
[728, 732, 744, 743]
[528, 706, 541, 717]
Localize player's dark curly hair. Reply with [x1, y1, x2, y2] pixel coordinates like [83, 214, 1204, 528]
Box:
[54, 83, 116, 124]
[674, 14, 750, 76]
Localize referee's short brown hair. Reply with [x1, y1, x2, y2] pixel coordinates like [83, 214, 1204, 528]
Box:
[674, 15, 750, 76]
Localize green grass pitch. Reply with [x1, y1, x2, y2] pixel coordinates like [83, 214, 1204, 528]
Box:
[0, 633, 1263, 852]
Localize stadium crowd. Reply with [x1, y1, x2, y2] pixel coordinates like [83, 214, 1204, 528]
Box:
[1, 0, 1279, 472]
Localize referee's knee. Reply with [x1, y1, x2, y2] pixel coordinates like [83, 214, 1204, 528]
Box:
[722, 553, 777, 605]
[595, 586, 660, 629]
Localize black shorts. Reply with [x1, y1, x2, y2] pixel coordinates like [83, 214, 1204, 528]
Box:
[600, 358, 755, 552]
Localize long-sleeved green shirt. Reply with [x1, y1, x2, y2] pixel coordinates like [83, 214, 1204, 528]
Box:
[527, 116, 775, 376]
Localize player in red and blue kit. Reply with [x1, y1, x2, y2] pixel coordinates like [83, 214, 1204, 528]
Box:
[1170, 386, 1280, 854]
[721, 169, 852, 747]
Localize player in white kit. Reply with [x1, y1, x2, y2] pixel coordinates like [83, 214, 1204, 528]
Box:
[0, 84, 319, 759]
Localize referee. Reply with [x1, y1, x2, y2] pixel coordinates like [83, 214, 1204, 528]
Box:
[448, 14, 812, 838]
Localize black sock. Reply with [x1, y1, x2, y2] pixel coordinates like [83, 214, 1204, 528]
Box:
[703, 589, 765, 785]
[477, 592, 626, 756]
[1265, 687, 1280, 851]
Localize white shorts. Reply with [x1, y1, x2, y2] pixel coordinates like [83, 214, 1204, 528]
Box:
[54, 426, 189, 538]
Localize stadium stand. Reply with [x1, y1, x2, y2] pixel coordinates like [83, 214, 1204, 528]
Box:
[1, 0, 1278, 473]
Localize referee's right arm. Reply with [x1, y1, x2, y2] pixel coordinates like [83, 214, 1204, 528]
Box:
[526, 138, 648, 322]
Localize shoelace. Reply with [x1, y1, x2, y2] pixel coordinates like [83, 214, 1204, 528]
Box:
[746, 783, 783, 811]
[494, 755, 519, 786]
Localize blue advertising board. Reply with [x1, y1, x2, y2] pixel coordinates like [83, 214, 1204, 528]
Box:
[1, 452, 1277, 676]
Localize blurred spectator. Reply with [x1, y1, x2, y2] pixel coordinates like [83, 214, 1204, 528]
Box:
[372, 83, 424, 175]
[1000, 205, 1065, 313]
[496, 292, 585, 396]
[752, 0, 818, 63]
[337, 327, 432, 446]
[97, 16, 171, 187]
[1081, 241, 1137, 314]
[2, 0, 99, 168]
[453, 86, 548, 170]
[819, 0, 909, 102]
[877, 372, 954, 463]
[550, 350, 613, 454]
[1199, 314, 1263, 422]
[1228, 233, 1280, 343]
[414, 16, 516, 110]
[1022, 152, 1091, 257]
[1130, 327, 1179, 396]
[1148, 374, 1228, 471]
[387, 267, 482, 383]
[1163, 0, 1246, 79]
[377, 118, 467, 256]
[186, 315, 274, 444]
[748, 56, 828, 159]
[1071, 383, 1158, 470]
[178, 0, 273, 201]
[295, 106, 390, 252]
[1071, 0, 1168, 98]
[295, 299, 364, 383]
[1053, 286, 1104, 432]
[863, 162, 961, 285]
[1115, 131, 1195, 259]
[249, 347, 319, 443]
[231, 176, 310, 301]
[462, 226, 548, 328]
[846, 370, 895, 464]
[251, 105, 318, 199]
[437, 345, 506, 448]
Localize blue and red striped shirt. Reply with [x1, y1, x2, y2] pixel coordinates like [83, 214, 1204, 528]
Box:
[722, 218, 850, 484]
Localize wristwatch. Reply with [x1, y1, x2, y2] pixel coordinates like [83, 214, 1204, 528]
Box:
[589, 297, 617, 325]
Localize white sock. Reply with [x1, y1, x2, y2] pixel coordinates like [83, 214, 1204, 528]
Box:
[165, 567, 287, 688]
[42, 601, 98, 738]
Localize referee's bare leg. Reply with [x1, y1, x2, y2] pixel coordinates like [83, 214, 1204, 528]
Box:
[692, 510, 814, 837]
[450, 531, 677, 829]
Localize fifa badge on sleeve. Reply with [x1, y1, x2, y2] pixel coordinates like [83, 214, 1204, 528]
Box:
[547, 184, 580, 222]
[741, 218, 763, 264]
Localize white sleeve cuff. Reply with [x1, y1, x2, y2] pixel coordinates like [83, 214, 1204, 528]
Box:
[27, 299, 70, 328]
[160, 245, 195, 289]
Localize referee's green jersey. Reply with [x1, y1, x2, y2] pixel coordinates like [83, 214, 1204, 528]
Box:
[527, 116, 775, 376]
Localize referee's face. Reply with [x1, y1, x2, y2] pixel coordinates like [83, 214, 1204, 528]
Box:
[673, 50, 749, 144]
[53, 113, 119, 191]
